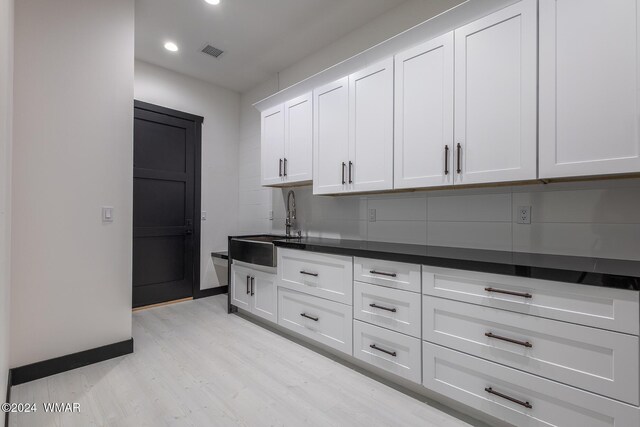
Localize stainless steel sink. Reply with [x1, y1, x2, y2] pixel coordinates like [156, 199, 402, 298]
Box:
[230, 235, 297, 267]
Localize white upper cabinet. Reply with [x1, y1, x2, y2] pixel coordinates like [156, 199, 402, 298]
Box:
[261, 104, 285, 186]
[349, 58, 394, 192]
[261, 93, 312, 186]
[394, 32, 454, 189]
[284, 93, 312, 183]
[539, 0, 640, 179]
[313, 77, 350, 195]
[454, 0, 537, 185]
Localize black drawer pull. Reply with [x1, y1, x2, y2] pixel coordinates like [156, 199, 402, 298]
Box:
[300, 271, 318, 277]
[369, 270, 397, 278]
[369, 344, 397, 357]
[246, 275, 250, 295]
[485, 387, 532, 409]
[369, 303, 397, 313]
[279, 159, 283, 177]
[444, 145, 449, 175]
[250, 277, 255, 296]
[485, 287, 532, 299]
[342, 162, 346, 184]
[300, 313, 319, 321]
[485, 332, 532, 348]
[456, 143, 462, 174]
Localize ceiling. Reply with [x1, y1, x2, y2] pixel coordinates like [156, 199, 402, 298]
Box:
[135, 0, 408, 93]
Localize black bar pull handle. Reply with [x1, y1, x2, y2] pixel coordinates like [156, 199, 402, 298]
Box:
[369, 344, 397, 357]
[283, 158, 288, 177]
[250, 277, 255, 296]
[342, 162, 346, 184]
[485, 287, 532, 299]
[485, 387, 532, 409]
[369, 303, 397, 313]
[348, 161, 353, 184]
[300, 313, 319, 321]
[246, 275, 250, 295]
[456, 143, 462, 174]
[279, 159, 283, 177]
[485, 332, 532, 348]
[300, 271, 318, 277]
[444, 145, 449, 175]
[369, 270, 397, 278]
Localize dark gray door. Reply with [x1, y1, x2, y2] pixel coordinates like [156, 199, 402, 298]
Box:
[133, 102, 201, 307]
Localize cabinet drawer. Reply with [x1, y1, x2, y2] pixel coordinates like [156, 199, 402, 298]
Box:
[423, 342, 639, 427]
[278, 288, 352, 355]
[423, 266, 640, 335]
[354, 282, 421, 338]
[354, 257, 420, 293]
[278, 248, 353, 304]
[354, 320, 421, 384]
[424, 296, 639, 405]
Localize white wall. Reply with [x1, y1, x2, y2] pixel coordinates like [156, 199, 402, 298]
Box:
[134, 60, 240, 290]
[0, 0, 13, 405]
[11, 0, 134, 366]
[238, 0, 464, 235]
[241, 0, 640, 262]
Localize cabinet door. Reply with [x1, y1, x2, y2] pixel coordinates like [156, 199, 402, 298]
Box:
[251, 271, 277, 323]
[230, 265, 251, 311]
[349, 58, 394, 192]
[454, 0, 537, 185]
[284, 92, 312, 184]
[313, 77, 350, 195]
[394, 33, 454, 189]
[539, 0, 640, 178]
[261, 104, 285, 186]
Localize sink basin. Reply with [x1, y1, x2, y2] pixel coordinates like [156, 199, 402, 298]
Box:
[230, 235, 298, 267]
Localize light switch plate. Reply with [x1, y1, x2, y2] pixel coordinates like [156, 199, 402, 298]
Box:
[201, 211, 207, 220]
[517, 206, 531, 224]
[269, 210, 274, 220]
[102, 206, 114, 223]
[368, 208, 376, 222]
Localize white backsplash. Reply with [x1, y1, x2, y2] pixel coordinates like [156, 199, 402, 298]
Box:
[266, 179, 640, 261]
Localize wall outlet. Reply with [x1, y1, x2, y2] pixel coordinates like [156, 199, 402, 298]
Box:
[368, 208, 376, 222]
[517, 206, 531, 224]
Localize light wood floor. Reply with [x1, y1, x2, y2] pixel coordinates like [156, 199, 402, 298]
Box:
[10, 295, 473, 427]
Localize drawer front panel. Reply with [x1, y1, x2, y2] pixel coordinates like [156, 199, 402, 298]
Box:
[278, 288, 352, 355]
[354, 320, 421, 383]
[354, 282, 421, 338]
[422, 266, 640, 335]
[355, 257, 421, 293]
[279, 248, 353, 304]
[423, 296, 639, 404]
[423, 342, 639, 427]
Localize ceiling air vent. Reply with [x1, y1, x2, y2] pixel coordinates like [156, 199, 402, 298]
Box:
[201, 44, 224, 58]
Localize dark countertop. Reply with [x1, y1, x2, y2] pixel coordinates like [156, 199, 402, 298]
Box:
[211, 251, 228, 260]
[272, 237, 640, 291]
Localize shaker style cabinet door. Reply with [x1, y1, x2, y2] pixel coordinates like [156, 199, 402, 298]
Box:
[283, 92, 312, 184]
[250, 270, 277, 323]
[394, 32, 454, 189]
[261, 104, 285, 186]
[349, 58, 394, 192]
[230, 265, 251, 311]
[539, 0, 640, 178]
[313, 77, 350, 195]
[454, 0, 537, 185]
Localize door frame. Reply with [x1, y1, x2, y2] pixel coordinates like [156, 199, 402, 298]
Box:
[133, 100, 208, 300]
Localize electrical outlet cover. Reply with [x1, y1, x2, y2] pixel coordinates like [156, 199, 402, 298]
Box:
[517, 206, 531, 224]
[368, 209, 376, 222]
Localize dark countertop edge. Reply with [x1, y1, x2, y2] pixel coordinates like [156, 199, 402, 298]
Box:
[211, 251, 229, 260]
[272, 240, 640, 291]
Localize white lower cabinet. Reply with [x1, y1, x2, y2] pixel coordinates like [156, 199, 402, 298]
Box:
[423, 342, 639, 427]
[354, 281, 421, 338]
[278, 287, 352, 355]
[231, 264, 277, 323]
[423, 296, 639, 405]
[353, 320, 421, 384]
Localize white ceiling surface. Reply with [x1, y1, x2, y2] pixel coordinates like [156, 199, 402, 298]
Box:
[135, 0, 408, 93]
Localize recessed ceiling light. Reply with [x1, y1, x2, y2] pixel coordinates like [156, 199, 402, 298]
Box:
[164, 41, 178, 52]
[205, 0, 220, 5]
